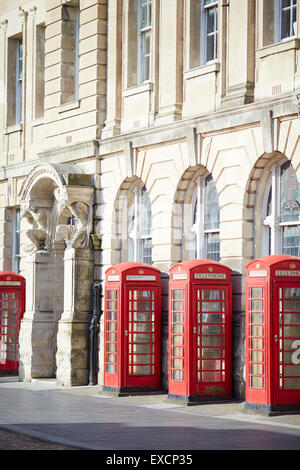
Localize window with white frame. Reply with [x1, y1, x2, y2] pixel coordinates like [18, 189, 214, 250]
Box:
[188, 0, 218, 69]
[16, 39, 23, 124]
[128, 186, 152, 264]
[202, 0, 218, 64]
[7, 37, 23, 127]
[262, 161, 300, 256]
[138, 0, 152, 83]
[189, 174, 220, 261]
[275, 0, 297, 42]
[12, 208, 21, 273]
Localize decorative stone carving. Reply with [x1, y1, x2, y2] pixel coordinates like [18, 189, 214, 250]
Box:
[23, 206, 52, 253]
[18, 163, 94, 385]
[19, 163, 94, 253]
[56, 201, 92, 249]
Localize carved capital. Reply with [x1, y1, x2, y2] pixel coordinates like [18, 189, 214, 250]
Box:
[0, 19, 8, 31]
[18, 7, 28, 23]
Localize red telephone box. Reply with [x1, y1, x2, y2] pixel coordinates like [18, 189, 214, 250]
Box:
[103, 262, 161, 394]
[245, 255, 300, 414]
[168, 260, 232, 403]
[0, 271, 25, 372]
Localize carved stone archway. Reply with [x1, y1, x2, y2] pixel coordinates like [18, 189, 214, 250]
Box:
[18, 163, 94, 386]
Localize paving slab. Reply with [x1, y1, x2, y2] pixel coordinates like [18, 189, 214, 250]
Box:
[0, 376, 300, 450]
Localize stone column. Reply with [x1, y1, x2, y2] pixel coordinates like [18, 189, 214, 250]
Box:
[155, 0, 183, 124]
[221, 0, 255, 108]
[56, 247, 93, 386]
[19, 251, 58, 381]
[101, 0, 122, 138]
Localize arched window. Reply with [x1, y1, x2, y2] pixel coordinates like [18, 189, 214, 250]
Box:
[128, 185, 152, 264]
[189, 174, 220, 261]
[262, 161, 300, 256]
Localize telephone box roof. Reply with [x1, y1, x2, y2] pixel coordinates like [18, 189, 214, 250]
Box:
[170, 259, 231, 272]
[105, 262, 161, 274]
[0, 271, 25, 281]
[246, 255, 300, 269]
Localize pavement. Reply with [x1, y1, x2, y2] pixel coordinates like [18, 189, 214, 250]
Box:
[0, 375, 300, 452]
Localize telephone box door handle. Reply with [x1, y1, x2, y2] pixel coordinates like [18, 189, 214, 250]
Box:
[193, 327, 197, 334]
[274, 335, 278, 342]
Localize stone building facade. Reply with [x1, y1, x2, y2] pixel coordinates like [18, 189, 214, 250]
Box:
[0, 0, 300, 399]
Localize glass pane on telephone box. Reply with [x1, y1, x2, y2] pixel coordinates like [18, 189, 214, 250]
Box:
[0, 272, 25, 372]
[103, 262, 161, 395]
[245, 255, 300, 415]
[168, 260, 232, 404]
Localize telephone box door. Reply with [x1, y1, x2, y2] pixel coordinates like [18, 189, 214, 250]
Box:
[273, 283, 300, 404]
[192, 285, 230, 394]
[124, 286, 160, 388]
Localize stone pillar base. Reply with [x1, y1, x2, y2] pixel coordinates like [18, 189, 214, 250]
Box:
[18, 251, 58, 381]
[55, 247, 93, 386]
[56, 320, 89, 386]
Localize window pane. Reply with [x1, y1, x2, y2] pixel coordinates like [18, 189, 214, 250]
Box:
[280, 162, 300, 223]
[143, 55, 150, 82]
[141, 187, 152, 236]
[206, 232, 220, 261]
[292, 4, 297, 33]
[141, 1, 152, 28]
[202, 290, 222, 300]
[266, 187, 272, 217]
[144, 31, 151, 55]
[206, 8, 215, 34]
[192, 196, 198, 225]
[18, 41, 23, 80]
[141, 5, 147, 28]
[282, 225, 300, 257]
[206, 34, 215, 62]
[279, 0, 297, 40]
[142, 238, 152, 264]
[284, 288, 300, 298]
[204, 175, 220, 230]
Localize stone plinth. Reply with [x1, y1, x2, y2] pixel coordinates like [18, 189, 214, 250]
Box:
[19, 250, 62, 381]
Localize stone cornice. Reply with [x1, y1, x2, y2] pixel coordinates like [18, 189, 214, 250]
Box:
[38, 140, 100, 164]
[98, 93, 299, 156]
[0, 140, 99, 182]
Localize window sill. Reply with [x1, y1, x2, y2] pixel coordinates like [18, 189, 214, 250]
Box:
[4, 123, 22, 135]
[184, 62, 220, 80]
[58, 99, 81, 114]
[31, 117, 44, 127]
[123, 82, 153, 98]
[256, 38, 300, 59]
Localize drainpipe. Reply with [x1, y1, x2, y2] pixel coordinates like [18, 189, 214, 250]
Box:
[89, 281, 102, 386]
